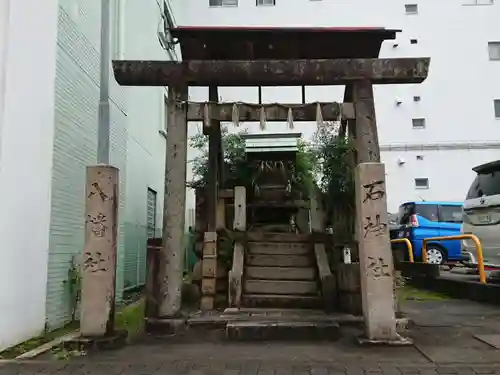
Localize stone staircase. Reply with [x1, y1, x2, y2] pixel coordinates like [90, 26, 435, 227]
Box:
[241, 240, 323, 309]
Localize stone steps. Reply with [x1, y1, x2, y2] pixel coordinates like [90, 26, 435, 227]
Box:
[246, 254, 313, 267]
[242, 294, 322, 309]
[247, 242, 309, 255]
[244, 279, 318, 295]
[246, 266, 316, 280]
[242, 236, 321, 310]
[226, 320, 340, 341]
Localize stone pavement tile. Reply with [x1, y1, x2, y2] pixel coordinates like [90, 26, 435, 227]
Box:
[415, 347, 500, 364]
[4, 362, 500, 375]
[310, 366, 329, 375]
[379, 365, 403, 375]
[471, 367, 495, 374]
[257, 368, 275, 375]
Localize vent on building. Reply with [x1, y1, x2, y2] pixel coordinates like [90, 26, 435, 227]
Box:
[412, 118, 426, 129]
[256, 0, 275, 5]
[410, 39, 418, 44]
[413, 96, 421, 102]
[494, 99, 500, 118]
[405, 4, 419, 14]
[415, 178, 429, 189]
[416, 155, 424, 160]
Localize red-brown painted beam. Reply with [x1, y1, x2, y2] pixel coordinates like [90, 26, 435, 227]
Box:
[112, 58, 430, 87]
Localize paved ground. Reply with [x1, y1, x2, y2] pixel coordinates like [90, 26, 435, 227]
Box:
[3, 297, 500, 374]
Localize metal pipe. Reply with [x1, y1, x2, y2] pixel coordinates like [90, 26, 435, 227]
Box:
[97, 0, 111, 164]
[422, 234, 486, 284]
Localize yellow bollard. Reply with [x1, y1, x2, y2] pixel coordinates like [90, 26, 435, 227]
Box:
[391, 238, 414, 263]
[422, 235, 486, 284]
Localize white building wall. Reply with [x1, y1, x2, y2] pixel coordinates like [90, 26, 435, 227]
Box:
[177, 0, 500, 213]
[45, 0, 128, 329]
[0, 0, 59, 351]
[45, 0, 173, 329]
[382, 147, 500, 211]
[120, 0, 175, 290]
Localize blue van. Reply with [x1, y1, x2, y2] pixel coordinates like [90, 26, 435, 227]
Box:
[392, 201, 464, 264]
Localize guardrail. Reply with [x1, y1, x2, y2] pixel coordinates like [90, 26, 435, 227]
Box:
[422, 234, 486, 284]
[391, 238, 414, 263]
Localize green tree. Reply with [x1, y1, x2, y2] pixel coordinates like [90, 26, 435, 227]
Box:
[188, 126, 250, 189]
[312, 121, 355, 232]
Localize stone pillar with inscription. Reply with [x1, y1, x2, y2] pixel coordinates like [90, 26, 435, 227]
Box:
[80, 165, 120, 339]
[354, 162, 411, 345]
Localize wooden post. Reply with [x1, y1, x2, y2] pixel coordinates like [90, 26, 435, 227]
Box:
[216, 198, 226, 230]
[80, 165, 119, 337]
[207, 86, 219, 231]
[145, 241, 160, 319]
[353, 80, 380, 163]
[310, 191, 336, 311]
[200, 86, 221, 310]
[229, 186, 246, 308]
[158, 84, 188, 318]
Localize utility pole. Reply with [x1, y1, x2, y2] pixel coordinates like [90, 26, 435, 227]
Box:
[78, 0, 123, 343]
[97, 0, 111, 164]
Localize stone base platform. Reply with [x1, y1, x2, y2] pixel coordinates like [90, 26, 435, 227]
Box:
[145, 308, 410, 342]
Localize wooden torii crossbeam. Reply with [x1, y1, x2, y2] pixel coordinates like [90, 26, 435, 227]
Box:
[113, 58, 430, 87]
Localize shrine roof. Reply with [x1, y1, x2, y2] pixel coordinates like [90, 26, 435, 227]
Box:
[171, 26, 399, 60]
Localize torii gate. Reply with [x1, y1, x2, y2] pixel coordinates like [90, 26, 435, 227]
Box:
[113, 26, 430, 343]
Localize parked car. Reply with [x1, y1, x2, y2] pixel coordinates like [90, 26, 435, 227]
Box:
[462, 160, 500, 269]
[391, 201, 464, 264]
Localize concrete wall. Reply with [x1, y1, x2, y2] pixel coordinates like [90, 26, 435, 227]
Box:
[176, 0, 500, 214]
[0, 0, 59, 351]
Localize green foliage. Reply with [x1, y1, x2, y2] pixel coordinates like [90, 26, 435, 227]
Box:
[63, 256, 81, 322]
[189, 127, 319, 194]
[312, 122, 355, 228]
[294, 139, 319, 194]
[188, 125, 250, 189]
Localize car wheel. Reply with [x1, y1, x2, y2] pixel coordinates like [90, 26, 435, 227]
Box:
[426, 246, 445, 265]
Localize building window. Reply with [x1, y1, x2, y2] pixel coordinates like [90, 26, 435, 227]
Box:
[413, 95, 421, 102]
[416, 155, 424, 160]
[412, 118, 426, 129]
[488, 42, 500, 60]
[415, 178, 429, 189]
[209, 0, 238, 6]
[494, 99, 500, 118]
[147, 188, 157, 239]
[410, 39, 418, 44]
[405, 4, 418, 14]
[464, 0, 493, 5]
[256, 0, 275, 5]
